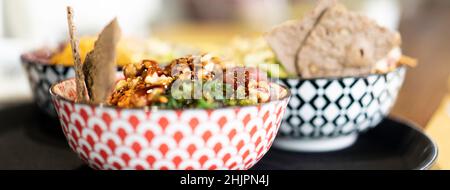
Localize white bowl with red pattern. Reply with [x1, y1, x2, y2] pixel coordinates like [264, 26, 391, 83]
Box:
[50, 78, 290, 170]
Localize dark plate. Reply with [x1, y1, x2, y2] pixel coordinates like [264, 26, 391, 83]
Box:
[0, 103, 438, 170]
[253, 117, 438, 170]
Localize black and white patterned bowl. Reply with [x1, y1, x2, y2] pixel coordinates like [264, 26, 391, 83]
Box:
[21, 50, 76, 117]
[274, 67, 406, 152]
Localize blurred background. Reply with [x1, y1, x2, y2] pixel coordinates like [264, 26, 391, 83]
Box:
[0, 0, 449, 127]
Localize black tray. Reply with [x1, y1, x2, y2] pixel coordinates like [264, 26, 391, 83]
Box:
[0, 103, 437, 170]
[254, 118, 438, 170]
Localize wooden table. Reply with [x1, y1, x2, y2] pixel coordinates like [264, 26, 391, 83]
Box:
[426, 95, 450, 170]
[392, 0, 450, 127]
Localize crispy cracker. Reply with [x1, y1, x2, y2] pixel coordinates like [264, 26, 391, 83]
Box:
[67, 7, 88, 102]
[264, 0, 337, 76]
[296, 3, 402, 78]
[83, 18, 122, 104]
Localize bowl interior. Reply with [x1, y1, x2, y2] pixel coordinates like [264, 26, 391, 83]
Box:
[51, 79, 78, 101]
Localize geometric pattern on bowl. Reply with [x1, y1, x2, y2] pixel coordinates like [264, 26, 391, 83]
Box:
[275, 67, 406, 139]
[21, 60, 75, 116]
[50, 79, 290, 170]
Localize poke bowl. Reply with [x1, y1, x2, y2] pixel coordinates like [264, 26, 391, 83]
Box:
[274, 66, 406, 152]
[49, 55, 291, 170]
[254, 0, 416, 152]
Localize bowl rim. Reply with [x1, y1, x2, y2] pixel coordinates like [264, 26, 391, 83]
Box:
[49, 77, 292, 112]
[21, 49, 126, 68]
[274, 66, 406, 81]
[20, 50, 57, 66]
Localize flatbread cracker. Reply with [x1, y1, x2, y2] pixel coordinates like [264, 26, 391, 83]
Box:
[264, 0, 337, 76]
[296, 3, 401, 78]
[83, 18, 122, 104]
[66, 7, 88, 103]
